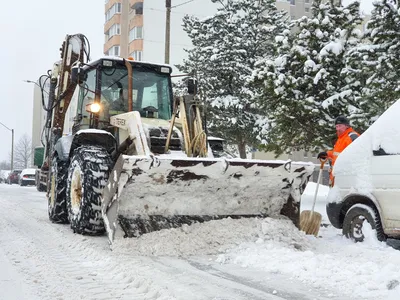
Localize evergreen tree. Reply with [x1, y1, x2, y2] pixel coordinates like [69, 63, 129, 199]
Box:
[254, 0, 362, 154]
[344, 0, 400, 126]
[180, 0, 290, 158]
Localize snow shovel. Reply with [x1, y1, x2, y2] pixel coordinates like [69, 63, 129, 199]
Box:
[300, 158, 327, 236]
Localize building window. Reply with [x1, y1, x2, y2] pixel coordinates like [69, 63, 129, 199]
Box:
[290, 0, 295, 4]
[131, 2, 143, 15]
[130, 51, 143, 61]
[305, 7, 310, 12]
[305, 0, 310, 3]
[105, 23, 121, 40]
[107, 45, 120, 56]
[105, 3, 122, 22]
[129, 27, 143, 42]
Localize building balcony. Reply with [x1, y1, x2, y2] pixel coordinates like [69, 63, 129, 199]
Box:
[128, 39, 143, 53]
[129, 0, 143, 7]
[105, 0, 120, 11]
[104, 14, 121, 32]
[104, 35, 121, 54]
[129, 15, 143, 28]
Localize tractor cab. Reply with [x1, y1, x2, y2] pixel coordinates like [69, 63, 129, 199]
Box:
[69, 58, 174, 133]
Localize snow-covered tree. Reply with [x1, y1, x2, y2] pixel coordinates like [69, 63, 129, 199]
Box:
[344, 0, 400, 125]
[180, 0, 291, 158]
[253, 0, 362, 154]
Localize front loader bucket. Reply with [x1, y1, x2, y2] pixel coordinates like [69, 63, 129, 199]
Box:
[101, 155, 314, 244]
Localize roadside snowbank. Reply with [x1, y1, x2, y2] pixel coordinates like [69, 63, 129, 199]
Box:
[216, 225, 400, 299]
[214, 182, 400, 300]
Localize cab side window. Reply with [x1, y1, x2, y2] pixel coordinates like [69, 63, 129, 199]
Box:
[77, 70, 96, 127]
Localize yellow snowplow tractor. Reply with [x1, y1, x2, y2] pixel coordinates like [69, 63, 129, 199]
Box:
[40, 34, 314, 245]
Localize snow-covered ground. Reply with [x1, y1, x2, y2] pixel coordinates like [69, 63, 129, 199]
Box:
[0, 182, 400, 300]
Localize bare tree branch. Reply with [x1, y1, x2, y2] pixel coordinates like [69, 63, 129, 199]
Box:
[14, 134, 32, 169]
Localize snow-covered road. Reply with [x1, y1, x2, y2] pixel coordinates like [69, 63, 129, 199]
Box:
[0, 183, 399, 300]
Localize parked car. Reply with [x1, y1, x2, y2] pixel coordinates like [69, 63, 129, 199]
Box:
[19, 168, 37, 186]
[327, 99, 400, 246]
[7, 170, 22, 184]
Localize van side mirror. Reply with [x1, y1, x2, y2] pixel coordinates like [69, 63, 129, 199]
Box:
[187, 78, 197, 95]
[71, 65, 87, 84]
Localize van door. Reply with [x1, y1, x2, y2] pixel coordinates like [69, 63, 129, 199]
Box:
[371, 155, 400, 234]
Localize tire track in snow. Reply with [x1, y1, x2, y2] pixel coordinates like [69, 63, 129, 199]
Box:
[0, 187, 175, 300]
[147, 256, 281, 300]
[186, 258, 347, 300]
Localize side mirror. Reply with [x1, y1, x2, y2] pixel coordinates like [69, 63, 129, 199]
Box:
[71, 65, 87, 84]
[187, 78, 198, 95]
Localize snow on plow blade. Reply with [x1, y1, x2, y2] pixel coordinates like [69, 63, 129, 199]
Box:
[101, 155, 314, 244]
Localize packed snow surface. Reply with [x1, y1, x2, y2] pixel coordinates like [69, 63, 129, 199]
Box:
[1, 182, 400, 299]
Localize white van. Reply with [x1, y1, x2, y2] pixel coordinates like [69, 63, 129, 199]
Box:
[327, 100, 400, 244]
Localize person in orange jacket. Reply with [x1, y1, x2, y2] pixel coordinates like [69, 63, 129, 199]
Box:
[317, 116, 360, 184]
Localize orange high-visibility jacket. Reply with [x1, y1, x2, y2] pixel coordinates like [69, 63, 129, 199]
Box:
[327, 127, 360, 167]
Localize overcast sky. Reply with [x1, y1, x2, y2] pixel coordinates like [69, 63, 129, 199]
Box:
[0, 0, 104, 165]
[0, 0, 374, 166]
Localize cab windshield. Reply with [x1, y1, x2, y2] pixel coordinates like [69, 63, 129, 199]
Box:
[99, 66, 172, 121]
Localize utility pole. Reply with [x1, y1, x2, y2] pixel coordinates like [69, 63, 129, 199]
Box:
[165, 0, 171, 64]
[11, 129, 14, 171]
[0, 122, 14, 170]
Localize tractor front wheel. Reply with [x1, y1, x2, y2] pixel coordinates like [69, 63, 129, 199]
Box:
[66, 146, 112, 235]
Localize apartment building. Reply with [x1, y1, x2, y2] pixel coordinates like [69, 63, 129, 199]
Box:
[103, 0, 317, 68]
[276, 0, 313, 20]
[103, 0, 369, 65]
[31, 83, 48, 150]
[104, 0, 143, 60]
[104, 0, 220, 67]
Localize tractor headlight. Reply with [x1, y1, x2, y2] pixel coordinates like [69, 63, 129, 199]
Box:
[86, 102, 101, 114]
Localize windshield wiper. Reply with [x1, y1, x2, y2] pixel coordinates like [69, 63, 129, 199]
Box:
[105, 73, 128, 90]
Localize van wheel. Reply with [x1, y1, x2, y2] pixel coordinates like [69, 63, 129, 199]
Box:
[342, 204, 386, 242]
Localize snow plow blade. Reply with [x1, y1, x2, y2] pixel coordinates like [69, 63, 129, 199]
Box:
[101, 155, 314, 244]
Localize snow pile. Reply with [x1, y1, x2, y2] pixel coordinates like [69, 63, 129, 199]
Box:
[216, 226, 400, 299]
[113, 217, 310, 257]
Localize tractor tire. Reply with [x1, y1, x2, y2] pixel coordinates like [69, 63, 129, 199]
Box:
[48, 155, 69, 223]
[38, 184, 46, 192]
[342, 204, 386, 242]
[66, 146, 112, 235]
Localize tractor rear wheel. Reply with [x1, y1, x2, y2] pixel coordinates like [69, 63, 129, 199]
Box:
[48, 155, 69, 223]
